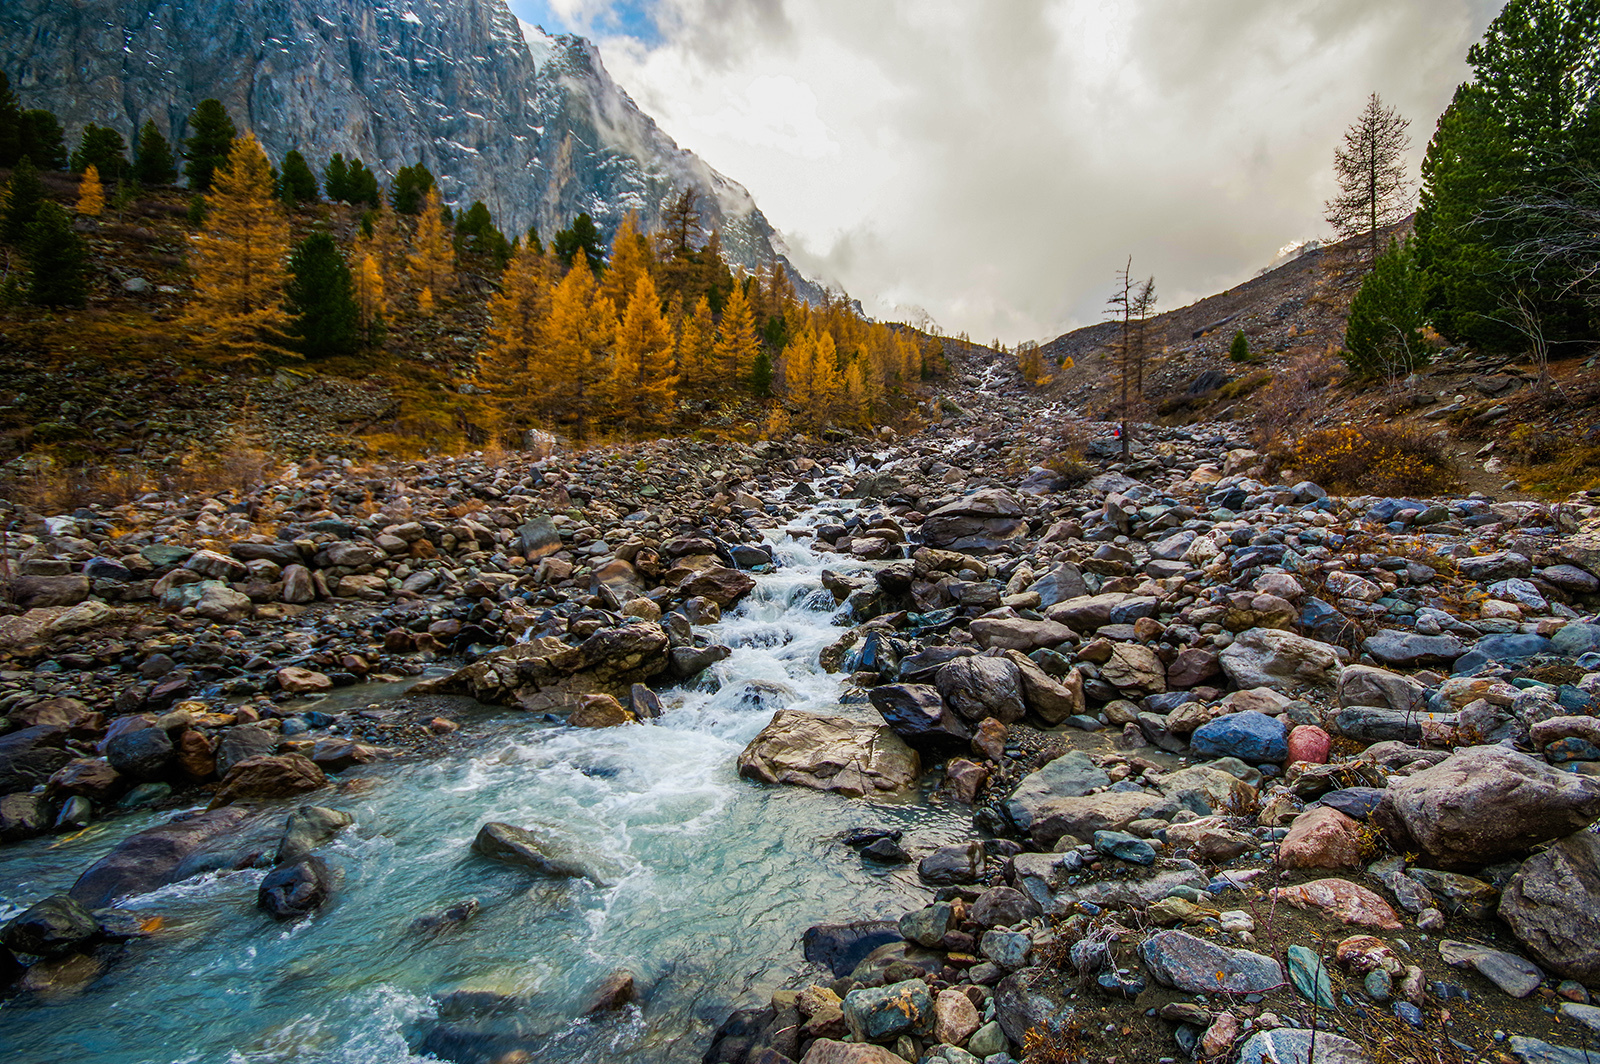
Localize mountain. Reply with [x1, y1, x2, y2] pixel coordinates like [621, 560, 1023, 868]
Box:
[0, 0, 819, 293]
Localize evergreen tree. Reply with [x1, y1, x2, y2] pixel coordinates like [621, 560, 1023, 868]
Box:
[713, 281, 760, 387]
[19, 111, 67, 170]
[134, 119, 178, 185]
[454, 200, 510, 267]
[552, 212, 605, 272]
[407, 185, 454, 309]
[184, 133, 291, 360]
[1416, 0, 1600, 351]
[279, 149, 319, 204]
[0, 72, 20, 167]
[1344, 237, 1428, 378]
[24, 201, 87, 307]
[751, 349, 773, 398]
[605, 272, 677, 434]
[183, 99, 237, 192]
[285, 232, 359, 358]
[1228, 329, 1250, 363]
[347, 158, 381, 207]
[76, 165, 104, 217]
[322, 153, 351, 202]
[1, 156, 46, 243]
[390, 162, 435, 214]
[70, 124, 129, 182]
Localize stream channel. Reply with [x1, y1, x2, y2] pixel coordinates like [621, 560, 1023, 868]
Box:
[0, 507, 974, 1063]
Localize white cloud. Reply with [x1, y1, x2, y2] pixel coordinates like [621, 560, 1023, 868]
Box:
[555, 0, 1504, 343]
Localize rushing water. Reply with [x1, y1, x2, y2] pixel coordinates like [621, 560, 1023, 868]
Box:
[0, 515, 973, 1064]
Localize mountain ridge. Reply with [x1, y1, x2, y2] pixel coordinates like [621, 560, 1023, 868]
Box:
[0, 0, 821, 295]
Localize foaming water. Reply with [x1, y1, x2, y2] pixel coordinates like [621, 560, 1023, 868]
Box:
[0, 517, 970, 1064]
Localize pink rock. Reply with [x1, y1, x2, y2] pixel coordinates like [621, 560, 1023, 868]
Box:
[1201, 1011, 1240, 1059]
[1286, 725, 1331, 765]
[1277, 806, 1365, 870]
[1271, 878, 1402, 930]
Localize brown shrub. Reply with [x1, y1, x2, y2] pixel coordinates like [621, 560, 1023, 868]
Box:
[1288, 424, 1458, 496]
[1250, 350, 1344, 446]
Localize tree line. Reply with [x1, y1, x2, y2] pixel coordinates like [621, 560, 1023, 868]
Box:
[0, 86, 941, 446]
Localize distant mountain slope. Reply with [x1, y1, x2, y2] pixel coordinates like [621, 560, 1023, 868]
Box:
[0, 0, 818, 293]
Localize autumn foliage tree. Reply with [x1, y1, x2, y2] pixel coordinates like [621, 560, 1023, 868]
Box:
[75, 165, 104, 217]
[408, 185, 454, 311]
[184, 133, 291, 360]
[605, 272, 678, 435]
[714, 282, 761, 387]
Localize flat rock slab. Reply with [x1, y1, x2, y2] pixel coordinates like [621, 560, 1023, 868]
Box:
[1271, 879, 1402, 930]
[1005, 751, 1109, 830]
[1237, 1028, 1373, 1064]
[737, 710, 920, 797]
[1439, 939, 1543, 997]
[69, 807, 264, 909]
[1139, 929, 1285, 994]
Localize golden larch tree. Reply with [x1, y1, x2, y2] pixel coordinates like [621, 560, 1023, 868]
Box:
[354, 251, 385, 348]
[605, 272, 677, 435]
[596, 211, 651, 315]
[676, 294, 716, 404]
[713, 281, 760, 391]
[480, 240, 555, 435]
[780, 326, 816, 409]
[544, 256, 613, 441]
[185, 133, 291, 360]
[811, 330, 843, 429]
[408, 186, 454, 310]
[76, 165, 104, 217]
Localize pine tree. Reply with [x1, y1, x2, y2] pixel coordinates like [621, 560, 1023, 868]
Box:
[322, 153, 352, 202]
[1325, 94, 1412, 263]
[0, 72, 20, 167]
[481, 238, 555, 431]
[354, 250, 386, 349]
[454, 200, 510, 268]
[1344, 237, 1428, 379]
[285, 233, 359, 358]
[76, 165, 104, 217]
[1, 156, 45, 243]
[183, 99, 237, 192]
[279, 150, 319, 205]
[25, 201, 87, 307]
[134, 120, 178, 185]
[408, 186, 454, 309]
[346, 158, 381, 208]
[19, 112, 66, 170]
[552, 212, 605, 272]
[544, 257, 612, 440]
[676, 295, 716, 403]
[184, 133, 291, 360]
[1229, 329, 1251, 363]
[70, 124, 129, 183]
[390, 162, 436, 214]
[605, 272, 678, 435]
[713, 281, 760, 389]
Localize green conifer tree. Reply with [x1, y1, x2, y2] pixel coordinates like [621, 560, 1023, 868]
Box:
[1344, 237, 1428, 379]
[134, 120, 178, 185]
[279, 149, 319, 204]
[285, 232, 360, 359]
[24, 201, 87, 307]
[183, 99, 237, 192]
[70, 124, 129, 182]
[1, 156, 46, 243]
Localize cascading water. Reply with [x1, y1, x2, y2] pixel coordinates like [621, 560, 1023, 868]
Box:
[0, 512, 972, 1064]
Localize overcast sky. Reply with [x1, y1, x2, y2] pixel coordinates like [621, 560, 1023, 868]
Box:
[508, 0, 1504, 344]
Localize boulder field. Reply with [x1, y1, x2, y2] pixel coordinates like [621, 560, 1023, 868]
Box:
[4, 400, 1600, 1063]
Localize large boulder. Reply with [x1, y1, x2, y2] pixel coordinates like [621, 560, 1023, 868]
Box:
[920, 490, 1027, 550]
[1338, 665, 1427, 712]
[106, 726, 176, 782]
[1099, 643, 1167, 694]
[1374, 746, 1600, 867]
[1500, 829, 1600, 981]
[1005, 751, 1110, 831]
[867, 684, 968, 748]
[69, 807, 263, 908]
[1140, 930, 1285, 993]
[935, 656, 1025, 724]
[471, 821, 615, 884]
[0, 894, 98, 956]
[1004, 650, 1086, 723]
[1027, 790, 1176, 848]
[1361, 631, 1466, 668]
[1221, 628, 1343, 690]
[208, 754, 327, 808]
[737, 710, 920, 797]
[1190, 711, 1288, 763]
[680, 567, 757, 608]
[0, 725, 72, 794]
[258, 856, 331, 919]
[970, 617, 1076, 652]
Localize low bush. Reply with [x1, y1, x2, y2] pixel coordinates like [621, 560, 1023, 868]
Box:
[1289, 424, 1457, 496]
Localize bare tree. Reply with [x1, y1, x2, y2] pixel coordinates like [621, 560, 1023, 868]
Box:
[1106, 259, 1156, 458]
[1325, 93, 1413, 263]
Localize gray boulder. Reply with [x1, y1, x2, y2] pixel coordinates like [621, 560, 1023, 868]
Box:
[1500, 829, 1600, 982]
[1221, 628, 1342, 690]
[935, 656, 1025, 724]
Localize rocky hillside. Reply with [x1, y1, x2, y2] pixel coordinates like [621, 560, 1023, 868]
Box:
[0, 0, 820, 292]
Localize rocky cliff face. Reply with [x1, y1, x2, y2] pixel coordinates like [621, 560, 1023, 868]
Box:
[0, 0, 814, 288]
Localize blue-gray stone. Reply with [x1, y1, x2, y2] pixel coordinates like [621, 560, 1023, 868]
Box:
[1511, 1037, 1597, 1064]
[1316, 787, 1385, 820]
[1364, 968, 1392, 1002]
[1288, 944, 1335, 1008]
[1190, 711, 1288, 764]
[1096, 968, 1146, 997]
[842, 978, 933, 1042]
[1140, 930, 1284, 994]
[1236, 1027, 1373, 1064]
[1093, 829, 1156, 866]
[980, 929, 1032, 970]
[1553, 624, 1600, 658]
[1453, 633, 1557, 675]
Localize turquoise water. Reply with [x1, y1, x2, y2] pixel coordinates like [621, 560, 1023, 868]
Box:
[0, 526, 970, 1064]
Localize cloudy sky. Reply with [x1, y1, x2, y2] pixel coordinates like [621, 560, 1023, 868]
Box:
[508, 0, 1503, 344]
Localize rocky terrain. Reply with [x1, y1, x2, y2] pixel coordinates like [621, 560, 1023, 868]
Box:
[4, 361, 1600, 1064]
